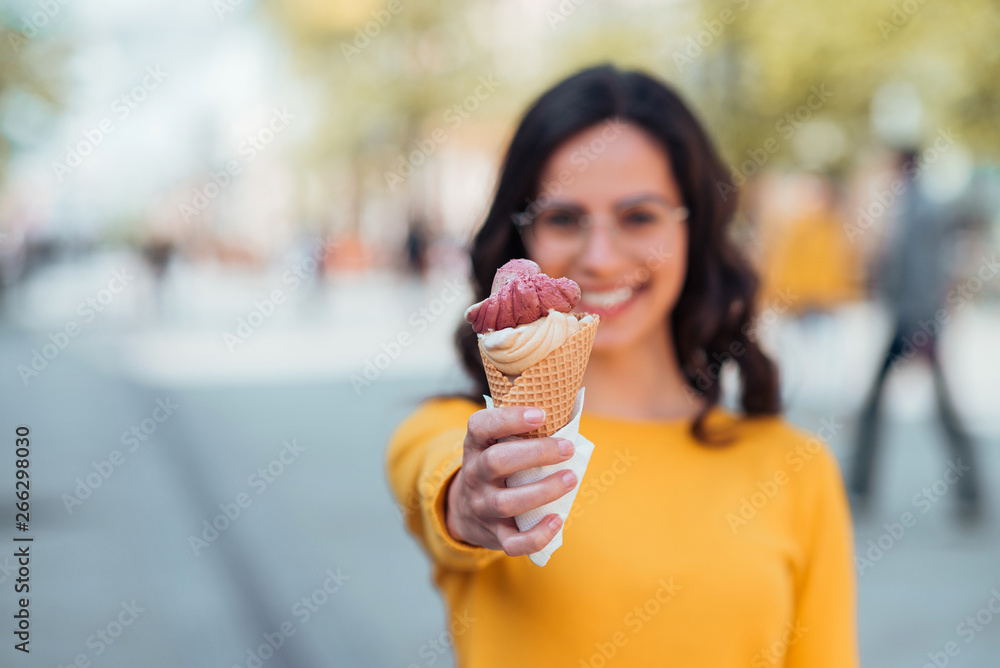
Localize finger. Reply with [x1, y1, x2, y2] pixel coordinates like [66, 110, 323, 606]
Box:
[477, 436, 574, 480]
[496, 514, 563, 558]
[489, 469, 577, 519]
[465, 406, 547, 450]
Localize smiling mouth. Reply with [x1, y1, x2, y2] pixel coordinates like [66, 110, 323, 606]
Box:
[577, 282, 648, 316]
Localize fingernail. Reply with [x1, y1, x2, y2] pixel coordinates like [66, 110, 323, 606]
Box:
[524, 408, 545, 425]
[548, 515, 562, 530]
[557, 439, 574, 456]
[562, 471, 576, 487]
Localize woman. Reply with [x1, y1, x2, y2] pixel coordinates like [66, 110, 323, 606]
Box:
[387, 64, 858, 667]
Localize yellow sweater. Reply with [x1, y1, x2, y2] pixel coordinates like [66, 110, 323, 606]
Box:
[386, 398, 858, 667]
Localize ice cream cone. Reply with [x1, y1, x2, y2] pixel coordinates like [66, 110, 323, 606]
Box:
[479, 313, 600, 438]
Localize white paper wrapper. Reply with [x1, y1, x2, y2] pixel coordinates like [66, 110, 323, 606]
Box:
[484, 387, 594, 567]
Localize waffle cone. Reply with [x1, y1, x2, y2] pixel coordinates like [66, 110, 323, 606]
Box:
[479, 313, 600, 438]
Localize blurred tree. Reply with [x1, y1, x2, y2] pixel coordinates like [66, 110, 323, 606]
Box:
[265, 0, 1000, 241]
[265, 0, 508, 239]
[688, 0, 1000, 169]
[0, 22, 68, 186]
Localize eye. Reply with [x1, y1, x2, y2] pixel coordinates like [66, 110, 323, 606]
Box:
[539, 210, 580, 228]
[621, 209, 658, 226]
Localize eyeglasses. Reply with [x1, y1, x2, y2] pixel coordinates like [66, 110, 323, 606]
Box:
[511, 198, 688, 256]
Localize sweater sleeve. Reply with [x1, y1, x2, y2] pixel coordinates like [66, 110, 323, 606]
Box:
[385, 398, 506, 572]
[785, 443, 860, 667]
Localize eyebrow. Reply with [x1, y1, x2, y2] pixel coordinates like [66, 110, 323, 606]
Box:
[613, 193, 678, 210]
[541, 193, 679, 212]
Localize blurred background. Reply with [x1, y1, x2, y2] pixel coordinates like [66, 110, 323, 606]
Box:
[1, 0, 999, 665]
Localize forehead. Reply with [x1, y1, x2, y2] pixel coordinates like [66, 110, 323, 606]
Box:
[537, 121, 680, 203]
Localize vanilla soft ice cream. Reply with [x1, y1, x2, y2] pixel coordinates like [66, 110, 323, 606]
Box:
[479, 310, 595, 376]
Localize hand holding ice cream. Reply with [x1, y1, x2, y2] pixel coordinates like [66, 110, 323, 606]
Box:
[461, 259, 600, 566]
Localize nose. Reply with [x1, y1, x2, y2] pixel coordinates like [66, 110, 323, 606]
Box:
[575, 214, 630, 277]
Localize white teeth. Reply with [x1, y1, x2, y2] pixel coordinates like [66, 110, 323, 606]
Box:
[583, 286, 634, 308]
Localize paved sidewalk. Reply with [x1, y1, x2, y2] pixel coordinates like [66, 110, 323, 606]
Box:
[1, 261, 998, 667]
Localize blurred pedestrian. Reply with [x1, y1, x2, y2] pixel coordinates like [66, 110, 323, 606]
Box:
[404, 217, 430, 279]
[141, 236, 174, 318]
[849, 148, 981, 519]
[387, 65, 858, 667]
[761, 173, 861, 317]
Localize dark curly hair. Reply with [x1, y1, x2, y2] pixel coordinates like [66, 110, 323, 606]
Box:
[441, 63, 780, 442]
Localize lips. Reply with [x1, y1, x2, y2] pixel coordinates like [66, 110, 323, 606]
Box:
[581, 285, 633, 307]
[577, 283, 648, 318]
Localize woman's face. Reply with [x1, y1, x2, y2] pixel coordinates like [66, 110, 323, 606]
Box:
[522, 121, 689, 353]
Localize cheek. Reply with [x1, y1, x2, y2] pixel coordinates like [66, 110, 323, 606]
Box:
[591, 255, 688, 351]
[651, 230, 689, 313]
[659, 253, 688, 309]
[638, 262, 684, 333]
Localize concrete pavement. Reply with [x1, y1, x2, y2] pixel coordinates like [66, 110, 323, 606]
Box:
[1, 259, 998, 667]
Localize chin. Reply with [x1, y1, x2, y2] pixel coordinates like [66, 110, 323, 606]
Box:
[590, 319, 656, 354]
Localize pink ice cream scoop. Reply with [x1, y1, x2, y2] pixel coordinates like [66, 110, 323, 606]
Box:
[465, 259, 581, 334]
